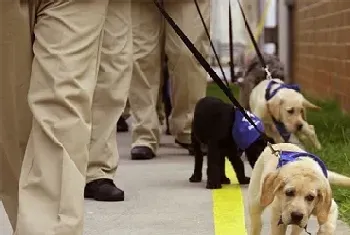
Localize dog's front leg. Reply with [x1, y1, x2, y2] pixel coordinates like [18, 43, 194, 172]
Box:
[290, 226, 303, 235]
[317, 200, 338, 235]
[270, 205, 287, 235]
[206, 142, 222, 189]
[300, 124, 322, 150]
[219, 155, 230, 185]
[248, 203, 264, 235]
[189, 133, 203, 183]
[227, 147, 250, 185]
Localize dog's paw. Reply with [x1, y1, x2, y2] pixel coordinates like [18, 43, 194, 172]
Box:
[189, 174, 202, 183]
[221, 177, 231, 184]
[238, 177, 250, 185]
[206, 181, 222, 189]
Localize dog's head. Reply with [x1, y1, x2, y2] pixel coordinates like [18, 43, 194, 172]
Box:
[243, 52, 285, 84]
[260, 159, 332, 227]
[267, 89, 321, 133]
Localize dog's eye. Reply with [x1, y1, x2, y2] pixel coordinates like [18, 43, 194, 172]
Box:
[285, 189, 295, 197]
[305, 195, 315, 202]
[287, 108, 294, 114]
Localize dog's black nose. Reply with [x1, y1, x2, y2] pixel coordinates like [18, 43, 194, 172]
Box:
[296, 124, 303, 131]
[291, 211, 304, 223]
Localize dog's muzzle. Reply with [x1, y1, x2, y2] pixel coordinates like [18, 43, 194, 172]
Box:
[277, 216, 312, 235]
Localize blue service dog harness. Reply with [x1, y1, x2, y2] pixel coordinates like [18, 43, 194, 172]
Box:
[265, 80, 301, 142]
[277, 150, 328, 178]
[232, 109, 265, 150]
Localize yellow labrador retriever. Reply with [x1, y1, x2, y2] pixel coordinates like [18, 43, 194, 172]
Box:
[249, 79, 322, 149]
[248, 143, 350, 235]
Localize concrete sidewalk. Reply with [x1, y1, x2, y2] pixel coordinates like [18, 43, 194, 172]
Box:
[1, 132, 350, 235]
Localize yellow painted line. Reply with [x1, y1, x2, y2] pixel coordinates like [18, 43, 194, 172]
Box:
[212, 159, 247, 235]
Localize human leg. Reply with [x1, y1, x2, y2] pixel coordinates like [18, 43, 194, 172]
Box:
[129, 0, 163, 159]
[85, 0, 132, 202]
[0, 0, 34, 230]
[14, 1, 108, 234]
[165, 0, 210, 146]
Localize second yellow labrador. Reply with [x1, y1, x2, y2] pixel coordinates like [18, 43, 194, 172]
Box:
[249, 79, 322, 150]
[248, 143, 350, 235]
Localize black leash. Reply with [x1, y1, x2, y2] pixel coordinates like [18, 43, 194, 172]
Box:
[228, 1, 235, 83]
[193, 0, 230, 88]
[236, 0, 272, 80]
[153, 0, 277, 153]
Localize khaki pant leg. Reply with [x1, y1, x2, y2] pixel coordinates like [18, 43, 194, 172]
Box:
[0, 0, 33, 230]
[165, 0, 210, 144]
[14, 1, 108, 235]
[121, 99, 131, 120]
[156, 73, 165, 126]
[87, 0, 132, 183]
[129, 1, 162, 152]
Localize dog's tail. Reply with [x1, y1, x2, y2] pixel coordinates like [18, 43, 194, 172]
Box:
[328, 171, 350, 188]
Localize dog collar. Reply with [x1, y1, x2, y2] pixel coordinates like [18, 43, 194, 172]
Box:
[272, 117, 291, 142]
[276, 151, 328, 178]
[265, 80, 301, 101]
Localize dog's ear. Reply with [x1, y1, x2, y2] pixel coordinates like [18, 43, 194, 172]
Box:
[315, 184, 333, 225]
[267, 97, 284, 120]
[301, 108, 307, 121]
[303, 98, 321, 110]
[260, 171, 284, 207]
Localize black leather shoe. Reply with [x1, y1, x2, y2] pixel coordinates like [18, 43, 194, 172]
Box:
[117, 117, 129, 132]
[131, 146, 155, 160]
[84, 178, 124, 201]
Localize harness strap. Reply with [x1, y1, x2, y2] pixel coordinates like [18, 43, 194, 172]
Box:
[277, 151, 328, 178]
[265, 80, 301, 101]
[273, 119, 291, 142]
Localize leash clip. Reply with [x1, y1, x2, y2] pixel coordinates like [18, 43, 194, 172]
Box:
[264, 66, 272, 80]
[267, 141, 280, 158]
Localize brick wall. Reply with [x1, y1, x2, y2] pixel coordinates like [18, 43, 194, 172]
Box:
[292, 0, 350, 112]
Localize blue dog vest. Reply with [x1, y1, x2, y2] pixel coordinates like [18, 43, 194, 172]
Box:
[232, 110, 265, 150]
[265, 80, 301, 142]
[277, 151, 328, 178]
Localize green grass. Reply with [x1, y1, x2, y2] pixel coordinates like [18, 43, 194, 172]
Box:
[206, 83, 350, 224]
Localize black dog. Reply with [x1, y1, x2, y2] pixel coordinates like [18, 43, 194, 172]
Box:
[189, 96, 273, 189]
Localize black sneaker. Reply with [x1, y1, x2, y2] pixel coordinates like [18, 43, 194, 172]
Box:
[131, 146, 155, 160]
[84, 178, 124, 202]
[117, 117, 129, 132]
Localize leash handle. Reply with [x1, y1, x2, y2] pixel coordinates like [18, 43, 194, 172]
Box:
[236, 0, 273, 80]
[193, 0, 230, 88]
[228, 1, 235, 83]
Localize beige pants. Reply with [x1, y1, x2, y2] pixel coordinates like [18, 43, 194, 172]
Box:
[129, 0, 209, 152]
[86, 1, 133, 183]
[0, 0, 131, 234]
